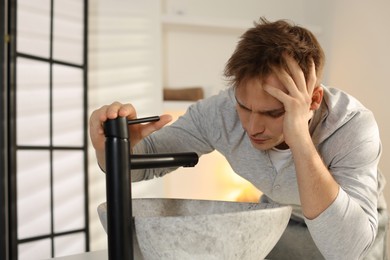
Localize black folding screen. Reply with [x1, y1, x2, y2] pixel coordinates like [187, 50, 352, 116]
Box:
[1, 0, 10, 259]
[2, 0, 89, 259]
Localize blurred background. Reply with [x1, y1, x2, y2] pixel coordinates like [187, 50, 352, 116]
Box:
[3, 0, 389, 258]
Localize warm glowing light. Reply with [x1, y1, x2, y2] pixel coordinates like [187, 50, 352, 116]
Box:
[205, 151, 262, 203]
[163, 102, 262, 203]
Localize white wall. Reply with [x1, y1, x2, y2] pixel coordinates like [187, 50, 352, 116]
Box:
[163, 0, 306, 22]
[162, 0, 309, 96]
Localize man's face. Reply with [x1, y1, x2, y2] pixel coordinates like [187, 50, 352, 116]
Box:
[235, 75, 288, 150]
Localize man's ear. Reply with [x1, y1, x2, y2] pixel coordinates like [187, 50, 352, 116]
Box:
[310, 86, 323, 110]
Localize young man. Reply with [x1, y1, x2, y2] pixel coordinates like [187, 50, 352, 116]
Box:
[89, 18, 388, 259]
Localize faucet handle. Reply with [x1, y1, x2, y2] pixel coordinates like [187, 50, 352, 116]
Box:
[127, 116, 160, 125]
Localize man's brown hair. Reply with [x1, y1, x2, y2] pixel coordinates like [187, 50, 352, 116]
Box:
[224, 17, 325, 88]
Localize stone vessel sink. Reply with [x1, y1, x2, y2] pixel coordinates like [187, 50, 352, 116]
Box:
[98, 198, 292, 260]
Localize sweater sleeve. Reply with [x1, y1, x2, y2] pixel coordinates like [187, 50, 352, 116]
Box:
[306, 110, 382, 259]
[305, 187, 376, 259]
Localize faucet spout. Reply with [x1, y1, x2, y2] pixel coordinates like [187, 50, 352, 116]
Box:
[130, 152, 199, 169]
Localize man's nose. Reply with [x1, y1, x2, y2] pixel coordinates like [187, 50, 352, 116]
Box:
[247, 113, 265, 135]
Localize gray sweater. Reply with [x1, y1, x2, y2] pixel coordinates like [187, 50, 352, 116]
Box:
[133, 86, 386, 259]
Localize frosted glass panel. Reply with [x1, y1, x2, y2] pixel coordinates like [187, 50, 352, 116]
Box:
[53, 151, 85, 232]
[17, 151, 51, 239]
[54, 233, 85, 257]
[17, 0, 51, 57]
[18, 238, 51, 260]
[53, 0, 84, 64]
[16, 58, 50, 146]
[52, 65, 83, 146]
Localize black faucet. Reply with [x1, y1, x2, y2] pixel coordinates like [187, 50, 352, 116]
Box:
[103, 116, 198, 260]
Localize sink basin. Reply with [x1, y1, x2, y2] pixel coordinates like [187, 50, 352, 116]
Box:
[98, 198, 291, 260]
